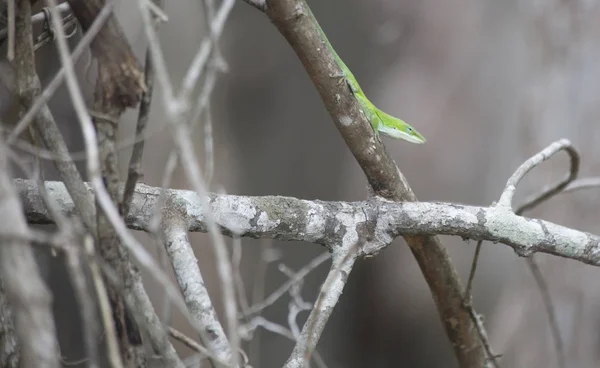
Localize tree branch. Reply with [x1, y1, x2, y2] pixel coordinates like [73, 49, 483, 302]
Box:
[160, 212, 233, 366]
[1, 4, 60, 366]
[18, 179, 600, 267]
[66, 0, 145, 108]
[250, 0, 486, 365]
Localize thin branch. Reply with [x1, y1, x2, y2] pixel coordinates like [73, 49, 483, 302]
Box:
[178, 0, 235, 104]
[2, 4, 60, 366]
[138, 1, 239, 366]
[463, 240, 484, 303]
[202, 105, 215, 186]
[462, 240, 500, 366]
[525, 257, 565, 368]
[125, 271, 185, 368]
[6, 4, 113, 147]
[0, 1, 71, 42]
[43, 0, 208, 345]
[84, 236, 124, 368]
[464, 135, 582, 368]
[121, 0, 164, 217]
[201, 0, 228, 72]
[233, 237, 251, 315]
[507, 140, 581, 368]
[245, 252, 331, 316]
[498, 139, 579, 210]
[1, 5, 114, 235]
[65, 240, 100, 368]
[13, 3, 101, 366]
[45, 2, 140, 362]
[286, 244, 358, 368]
[0, 150, 59, 368]
[467, 308, 502, 367]
[168, 327, 212, 357]
[240, 316, 328, 368]
[562, 177, 600, 194]
[160, 215, 233, 366]
[280, 263, 313, 340]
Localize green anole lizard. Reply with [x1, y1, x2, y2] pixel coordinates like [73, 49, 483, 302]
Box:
[308, 7, 426, 144]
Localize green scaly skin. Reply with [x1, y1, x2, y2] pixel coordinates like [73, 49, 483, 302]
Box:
[307, 6, 426, 144]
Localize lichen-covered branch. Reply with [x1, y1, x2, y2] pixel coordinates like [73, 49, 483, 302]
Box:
[17, 179, 600, 267]
[160, 213, 233, 366]
[284, 245, 358, 368]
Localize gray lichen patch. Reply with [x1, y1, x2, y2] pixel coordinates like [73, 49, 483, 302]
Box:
[485, 207, 541, 248]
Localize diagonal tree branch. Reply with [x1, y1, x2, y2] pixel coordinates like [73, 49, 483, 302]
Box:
[160, 213, 234, 367]
[249, 0, 485, 365]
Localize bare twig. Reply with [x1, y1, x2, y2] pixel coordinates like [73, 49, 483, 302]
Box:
[1, 5, 60, 366]
[467, 308, 502, 367]
[233, 237, 251, 314]
[178, 0, 235, 104]
[463, 239, 484, 303]
[464, 140, 580, 366]
[138, 1, 239, 366]
[168, 327, 212, 357]
[563, 177, 600, 193]
[280, 264, 313, 340]
[11, 0, 72, 232]
[12, 4, 102, 366]
[0, 5, 113, 236]
[245, 252, 331, 316]
[45, 1, 143, 362]
[240, 316, 328, 368]
[504, 140, 581, 368]
[247, 240, 279, 365]
[525, 257, 565, 368]
[498, 139, 579, 210]
[201, 0, 228, 72]
[286, 245, 357, 368]
[125, 270, 185, 368]
[160, 214, 233, 366]
[84, 236, 124, 368]
[0, 154, 59, 367]
[203, 106, 216, 186]
[7, 4, 113, 147]
[122, 0, 164, 217]
[65, 240, 100, 368]
[0, 2, 71, 42]
[44, 0, 207, 344]
[462, 242, 499, 366]
[5, 3, 114, 235]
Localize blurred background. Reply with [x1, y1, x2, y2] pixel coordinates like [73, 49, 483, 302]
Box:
[5, 0, 600, 367]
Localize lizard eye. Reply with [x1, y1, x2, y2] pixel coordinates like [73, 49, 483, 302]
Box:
[407, 126, 413, 132]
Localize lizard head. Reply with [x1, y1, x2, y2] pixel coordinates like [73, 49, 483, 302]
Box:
[376, 109, 426, 144]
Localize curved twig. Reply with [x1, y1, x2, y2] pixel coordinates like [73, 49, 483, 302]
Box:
[562, 177, 600, 194]
[498, 139, 579, 211]
[508, 139, 582, 368]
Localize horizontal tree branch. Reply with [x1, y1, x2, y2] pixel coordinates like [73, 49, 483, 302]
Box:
[17, 179, 600, 267]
